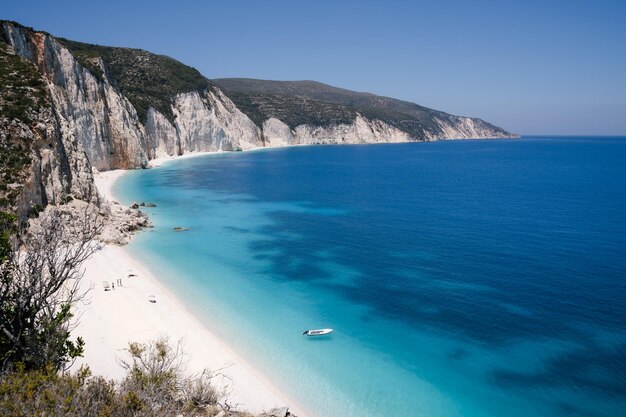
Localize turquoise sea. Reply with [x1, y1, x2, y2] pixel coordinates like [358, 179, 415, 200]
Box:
[113, 137, 626, 417]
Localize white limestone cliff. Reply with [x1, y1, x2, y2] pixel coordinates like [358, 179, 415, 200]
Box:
[3, 24, 149, 171]
[429, 116, 509, 141]
[170, 88, 263, 153]
[145, 107, 179, 159]
[291, 114, 413, 145]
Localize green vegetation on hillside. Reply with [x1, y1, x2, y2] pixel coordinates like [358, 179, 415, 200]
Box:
[57, 38, 211, 124]
[226, 91, 357, 129]
[215, 78, 512, 138]
[0, 39, 48, 211]
[0, 43, 47, 121]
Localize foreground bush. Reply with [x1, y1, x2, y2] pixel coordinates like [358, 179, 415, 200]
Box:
[119, 338, 221, 415]
[0, 339, 229, 417]
[0, 365, 121, 417]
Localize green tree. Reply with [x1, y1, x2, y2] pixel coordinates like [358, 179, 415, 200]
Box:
[0, 206, 101, 371]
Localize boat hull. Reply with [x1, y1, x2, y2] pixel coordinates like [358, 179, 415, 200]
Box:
[303, 328, 333, 336]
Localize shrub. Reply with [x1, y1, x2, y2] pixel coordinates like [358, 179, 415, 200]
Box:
[0, 365, 121, 417]
[0, 339, 223, 417]
[119, 338, 220, 415]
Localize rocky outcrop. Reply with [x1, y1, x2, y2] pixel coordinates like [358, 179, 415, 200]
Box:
[98, 200, 152, 245]
[27, 199, 151, 246]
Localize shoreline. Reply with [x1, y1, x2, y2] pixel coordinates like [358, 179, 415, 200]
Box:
[73, 160, 309, 416]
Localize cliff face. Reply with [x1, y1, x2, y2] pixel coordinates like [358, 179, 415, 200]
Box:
[0, 21, 517, 218]
[144, 88, 265, 159]
[262, 115, 412, 147]
[2, 23, 148, 172]
[169, 88, 263, 153]
[0, 26, 97, 220]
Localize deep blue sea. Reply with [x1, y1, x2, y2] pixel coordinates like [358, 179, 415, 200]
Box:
[114, 137, 626, 417]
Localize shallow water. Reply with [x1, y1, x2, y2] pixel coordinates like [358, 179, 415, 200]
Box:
[114, 137, 626, 417]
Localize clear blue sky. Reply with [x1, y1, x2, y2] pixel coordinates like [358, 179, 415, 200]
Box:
[3, 0, 626, 135]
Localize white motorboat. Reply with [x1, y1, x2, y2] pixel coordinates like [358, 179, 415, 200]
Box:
[302, 328, 333, 336]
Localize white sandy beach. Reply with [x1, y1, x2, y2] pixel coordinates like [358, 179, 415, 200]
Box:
[72, 163, 308, 416]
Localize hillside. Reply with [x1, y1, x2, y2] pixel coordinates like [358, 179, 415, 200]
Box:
[0, 19, 517, 218]
[57, 38, 212, 124]
[214, 78, 514, 139]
